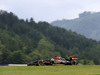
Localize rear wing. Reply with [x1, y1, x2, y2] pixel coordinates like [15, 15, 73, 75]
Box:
[71, 56, 78, 60]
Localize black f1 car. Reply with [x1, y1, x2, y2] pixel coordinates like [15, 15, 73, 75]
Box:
[27, 56, 78, 66]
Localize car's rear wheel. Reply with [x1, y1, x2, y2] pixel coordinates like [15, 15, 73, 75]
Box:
[71, 60, 77, 65]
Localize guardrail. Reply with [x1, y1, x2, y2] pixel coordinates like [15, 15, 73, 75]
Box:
[0, 64, 8, 66]
[0, 64, 27, 66]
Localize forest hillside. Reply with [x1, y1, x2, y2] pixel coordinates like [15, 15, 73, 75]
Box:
[51, 11, 100, 41]
[0, 10, 100, 65]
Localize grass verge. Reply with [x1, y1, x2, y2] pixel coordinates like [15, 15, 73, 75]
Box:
[0, 65, 100, 75]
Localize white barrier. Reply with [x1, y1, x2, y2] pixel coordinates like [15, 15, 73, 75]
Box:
[8, 64, 27, 66]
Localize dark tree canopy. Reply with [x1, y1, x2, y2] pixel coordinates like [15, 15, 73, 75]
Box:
[0, 10, 99, 65]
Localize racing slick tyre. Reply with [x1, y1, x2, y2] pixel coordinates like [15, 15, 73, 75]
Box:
[38, 60, 44, 66]
[71, 60, 77, 65]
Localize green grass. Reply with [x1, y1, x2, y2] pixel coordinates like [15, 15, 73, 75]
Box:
[0, 65, 100, 75]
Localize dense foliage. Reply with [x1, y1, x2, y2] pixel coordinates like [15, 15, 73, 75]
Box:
[51, 11, 100, 41]
[0, 10, 100, 64]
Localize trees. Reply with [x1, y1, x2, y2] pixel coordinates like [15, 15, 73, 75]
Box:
[7, 50, 31, 64]
[0, 10, 99, 64]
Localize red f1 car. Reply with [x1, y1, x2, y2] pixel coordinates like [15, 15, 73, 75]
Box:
[27, 56, 78, 66]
